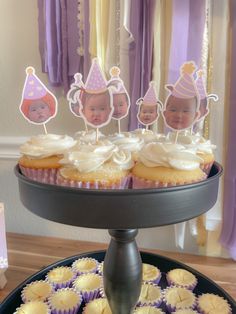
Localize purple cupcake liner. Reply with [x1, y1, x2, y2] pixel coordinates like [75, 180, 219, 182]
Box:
[71, 257, 99, 275]
[80, 289, 101, 303]
[136, 283, 163, 308]
[46, 266, 77, 290]
[56, 173, 130, 190]
[196, 293, 232, 314]
[21, 280, 54, 303]
[48, 288, 82, 314]
[20, 165, 58, 185]
[163, 286, 197, 313]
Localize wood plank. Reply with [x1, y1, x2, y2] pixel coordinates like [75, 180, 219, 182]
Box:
[1, 233, 235, 303]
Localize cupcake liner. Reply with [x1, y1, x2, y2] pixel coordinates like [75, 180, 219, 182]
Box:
[200, 161, 214, 176]
[71, 257, 99, 275]
[21, 280, 54, 303]
[56, 173, 130, 190]
[142, 264, 162, 285]
[166, 270, 197, 291]
[13, 301, 51, 314]
[48, 288, 82, 314]
[20, 165, 58, 185]
[132, 176, 206, 189]
[163, 286, 197, 313]
[97, 261, 104, 276]
[196, 293, 232, 314]
[137, 283, 163, 308]
[72, 273, 103, 303]
[46, 266, 77, 290]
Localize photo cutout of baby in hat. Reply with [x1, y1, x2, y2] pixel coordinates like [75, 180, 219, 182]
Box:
[162, 61, 200, 131]
[19, 67, 58, 126]
[137, 82, 161, 128]
[67, 58, 114, 129]
[195, 69, 218, 122]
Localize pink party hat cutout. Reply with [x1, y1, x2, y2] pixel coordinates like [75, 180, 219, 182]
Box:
[23, 67, 47, 99]
[85, 59, 107, 93]
[143, 82, 158, 105]
[171, 62, 198, 99]
[108, 66, 126, 94]
[196, 70, 207, 99]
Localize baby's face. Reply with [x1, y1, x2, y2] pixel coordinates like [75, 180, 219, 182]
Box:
[112, 94, 129, 119]
[28, 101, 51, 123]
[82, 94, 112, 126]
[138, 104, 158, 125]
[163, 97, 199, 130]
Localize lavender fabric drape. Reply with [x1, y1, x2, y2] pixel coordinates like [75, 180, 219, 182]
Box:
[168, 0, 205, 84]
[220, 1, 236, 260]
[128, 0, 155, 130]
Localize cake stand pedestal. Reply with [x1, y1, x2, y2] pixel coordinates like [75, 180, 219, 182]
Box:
[14, 163, 223, 314]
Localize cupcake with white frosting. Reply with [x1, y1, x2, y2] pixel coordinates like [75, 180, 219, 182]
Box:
[14, 301, 50, 314]
[57, 140, 133, 189]
[132, 142, 206, 188]
[142, 263, 161, 285]
[166, 268, 197, 290]
[19, 134, 76, 184]
[21, 280, 54, 303]
[137, 283, 163, 308]
[48, 288, 82, 314]
[196, 293, 232, 314]
[163, 286, 196, 312]
[82, 298, 112, 314]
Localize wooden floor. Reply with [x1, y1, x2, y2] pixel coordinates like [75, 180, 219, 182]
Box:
[0, 232, 236, 303]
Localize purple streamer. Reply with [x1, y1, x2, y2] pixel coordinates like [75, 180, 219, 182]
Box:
[220, 1, 236, 260]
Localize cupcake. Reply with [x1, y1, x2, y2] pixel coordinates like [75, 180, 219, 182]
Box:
[133, 306, 165, 314]
[72, 257, 99, 275]
[137, 283, 162, 308]
[19, 134, 76, 184]
[46, 266, 76, 289]
[166, 269, 197, 290]
[13, 301, 50, 314]
[197, 293, 232, 314]
[82, 298, 112, 314]
[57, 141, 133, 189]
[142, 263, 161, 284]
[172, 310, 199, 314]
[21, 280, 54, 303]
[72, 273, 103, 303]
[48, 288, 82, 314]
[132, 142, 206, 188]
[163, 286, 196, 312]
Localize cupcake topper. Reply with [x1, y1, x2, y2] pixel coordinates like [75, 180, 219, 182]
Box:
[195, 69, 218, 121]
[107, 66, 131, 133]
[162, 61, 201, 142]
[19, 67, 58, 133]
[137, 82, 162, 130]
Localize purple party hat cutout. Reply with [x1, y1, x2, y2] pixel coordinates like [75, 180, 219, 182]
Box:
[143, 82, 158, 105]
[108, 67, 126, 94]
[23, 67, 47, 100]
[85, 59, 107, 93]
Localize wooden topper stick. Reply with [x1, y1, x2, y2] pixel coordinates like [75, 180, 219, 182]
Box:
[174, 130, 179, 144]
[118, 120, 121, 134]
[43, 123, 48, 134]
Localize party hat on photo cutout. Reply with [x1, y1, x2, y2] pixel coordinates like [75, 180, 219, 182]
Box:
[19, 67, 58, 133]
[195, 70, 207, 100]
[85, 58, 107, 93]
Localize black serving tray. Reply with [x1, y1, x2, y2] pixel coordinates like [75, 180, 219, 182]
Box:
[14, 162, 222, 229]
[0, 250, 235, 314]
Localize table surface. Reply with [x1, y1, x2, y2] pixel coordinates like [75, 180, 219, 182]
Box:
[0, 232, 236, 303]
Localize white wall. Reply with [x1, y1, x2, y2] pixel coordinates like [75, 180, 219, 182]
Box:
[0, 0, 200, 254]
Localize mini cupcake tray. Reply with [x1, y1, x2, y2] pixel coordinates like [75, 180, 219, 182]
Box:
[0, 250, 235, 313]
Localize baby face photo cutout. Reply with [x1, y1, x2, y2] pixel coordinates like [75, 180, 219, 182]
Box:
[195, 70, 218, 121]
[137, 82, 160, 126]
[162, 62, 200, 131]
[107, 67, 130, 120]
[67, 73, 84, 117]
[19, 67, 57, 125]
[68, 59, 114, 128]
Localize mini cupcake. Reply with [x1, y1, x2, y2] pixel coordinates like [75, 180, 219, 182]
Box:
[72, 273, 103, 303]
[142, 263, 161, 284]
[132, 142, 206, 189]
[137, 283, 162, 308]
[197, 293, 232, 314]
[48, 288, 82, 314]
[133, 306, 165, 314]
[82, 298, 112, 314]
[172, 310, 199, 314]
[13, 301, 50, 314]
[163, 286, 196, 312]
[57, 141, 133, 189]
[46, 266, 76, 290]
[21, 280, 54, 303]
[72, 257, 99, 275]
[166, 269, 197, 290]
[19, 134, 76, 184]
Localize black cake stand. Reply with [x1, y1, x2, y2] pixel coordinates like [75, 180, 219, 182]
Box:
[10, 163, 230, 314]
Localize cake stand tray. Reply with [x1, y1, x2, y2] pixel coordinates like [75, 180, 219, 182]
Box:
[0, 250, 235, 313]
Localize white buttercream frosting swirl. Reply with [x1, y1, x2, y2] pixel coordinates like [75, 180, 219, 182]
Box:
[139, 142, 203, 170]
[130, 129, 161, 143]
[60, 141, 133, 172]
[74, 129, 105, 144]
[20, 134, 76, 158]
[107, 134, 144, 153]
